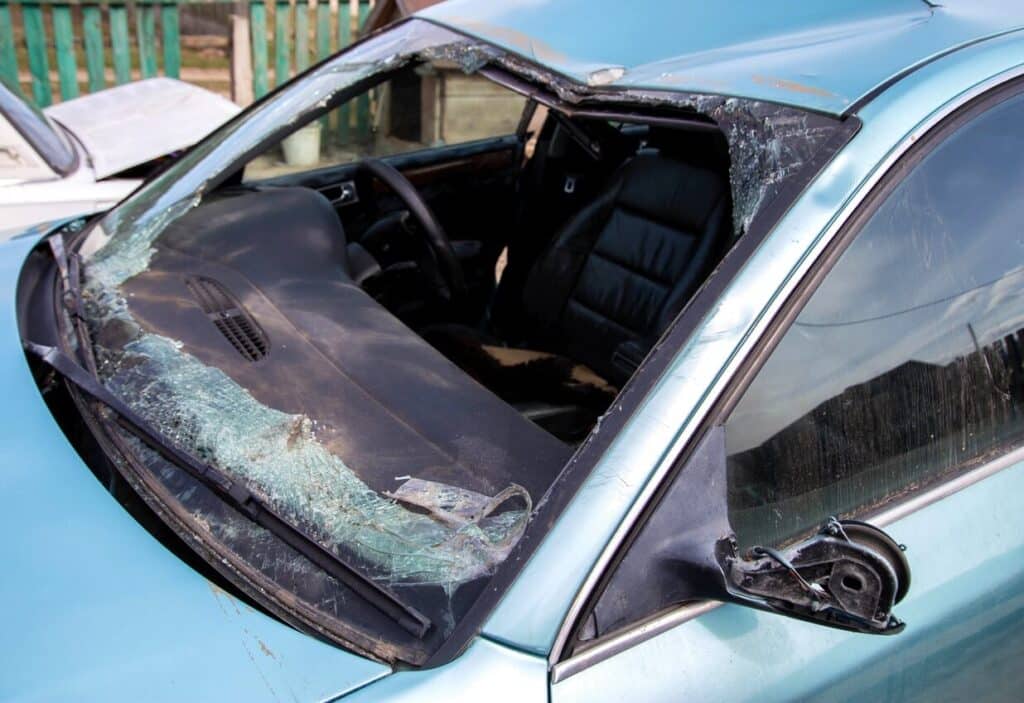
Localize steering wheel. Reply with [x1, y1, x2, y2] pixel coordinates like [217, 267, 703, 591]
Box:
[357, 158, 468, 302]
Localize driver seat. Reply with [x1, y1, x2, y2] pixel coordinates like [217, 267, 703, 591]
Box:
[517, 146, 731, 386]
[425, 134, 731, 436]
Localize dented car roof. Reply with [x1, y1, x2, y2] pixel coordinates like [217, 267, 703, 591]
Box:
[421, 0, 1024, 115]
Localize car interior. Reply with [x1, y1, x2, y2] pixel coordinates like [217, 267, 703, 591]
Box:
[117, 62, 735, 453]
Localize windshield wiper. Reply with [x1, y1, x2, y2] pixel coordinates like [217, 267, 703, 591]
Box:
[27, 341, 431, 638]
[48, 233, 85, 328]
[34, 238, 431, 638]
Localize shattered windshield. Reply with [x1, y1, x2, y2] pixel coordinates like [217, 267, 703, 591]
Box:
[64, 18, 850, 665]
[73, 21, 555, 665]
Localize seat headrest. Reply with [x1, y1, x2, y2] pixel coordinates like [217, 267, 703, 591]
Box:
[645, 125, 731, 174]
[615, 153, 728, 233]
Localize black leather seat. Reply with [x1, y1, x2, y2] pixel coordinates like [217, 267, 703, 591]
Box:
[517, 146, 731, 385]
[422, 135, 732, 441]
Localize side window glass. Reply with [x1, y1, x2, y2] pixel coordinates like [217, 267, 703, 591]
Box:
[244, 62, 527, 180]
[725, 90, 1024, 549]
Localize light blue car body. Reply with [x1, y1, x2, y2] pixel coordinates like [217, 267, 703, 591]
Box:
[3, 1, 1024, 700]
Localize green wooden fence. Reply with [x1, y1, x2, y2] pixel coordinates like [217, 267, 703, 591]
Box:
[0, 0, 373, 108]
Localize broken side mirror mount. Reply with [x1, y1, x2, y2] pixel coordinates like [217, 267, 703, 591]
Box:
[579, 426, 912, 648]
[717, 517, 910, 635]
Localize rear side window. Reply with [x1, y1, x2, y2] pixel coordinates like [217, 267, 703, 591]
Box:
[725, 89, 1024, 548]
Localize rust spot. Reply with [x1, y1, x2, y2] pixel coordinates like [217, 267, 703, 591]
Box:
[257, 639, 277, 660]
[653, 72, 730, 90]
[208, 580, 242, 616]
[752, 74, 834, 98]
[441, 16, 571, 65]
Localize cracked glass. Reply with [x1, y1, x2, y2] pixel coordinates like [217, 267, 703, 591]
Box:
[75, 22, 543, 665]
[68, 18, 852, 664]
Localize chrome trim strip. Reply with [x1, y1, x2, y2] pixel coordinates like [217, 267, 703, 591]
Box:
[551, 444, 1024, 683]
[548, 63, 1024, 680]
[551, 601, 721, 684]
[866, 443, 1024, 528]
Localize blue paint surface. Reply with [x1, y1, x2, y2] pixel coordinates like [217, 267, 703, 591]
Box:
[554, 462, 1024, 702]
[345, 638, 547, 702]
[0, 234, 389, 701]
[423, 0, 1024, 114]
[481, 26, 1024, 656]
[5, 3, 1024, 700]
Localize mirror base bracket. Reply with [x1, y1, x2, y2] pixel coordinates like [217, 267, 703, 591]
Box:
[722, 518, 908, 635]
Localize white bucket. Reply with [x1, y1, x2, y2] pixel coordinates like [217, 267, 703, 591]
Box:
[281, 123, 322, 166]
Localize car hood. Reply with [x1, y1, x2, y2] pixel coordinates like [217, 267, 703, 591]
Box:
[0, 229, 389, 701]
[44, 78, 240, 180]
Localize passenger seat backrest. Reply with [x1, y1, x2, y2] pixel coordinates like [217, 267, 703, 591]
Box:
[522, 151, 731, 384]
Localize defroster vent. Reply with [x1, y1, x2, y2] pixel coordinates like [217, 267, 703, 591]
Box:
[185, 276, 269, 362]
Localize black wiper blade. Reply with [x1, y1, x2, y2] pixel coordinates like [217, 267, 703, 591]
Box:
[25, 341, 432, 638]
[48, 233, 85, 324]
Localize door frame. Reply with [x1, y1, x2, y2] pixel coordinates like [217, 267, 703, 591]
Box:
[549, 63, 1024, 684]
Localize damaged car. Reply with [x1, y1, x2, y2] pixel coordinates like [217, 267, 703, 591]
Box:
[5, 0, 1024, 700]
[0, 77, 239, 234]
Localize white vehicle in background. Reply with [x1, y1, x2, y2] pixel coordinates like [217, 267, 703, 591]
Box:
[0, 77, 239, 236]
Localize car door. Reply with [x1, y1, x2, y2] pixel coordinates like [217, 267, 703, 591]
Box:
[550, 78, 1024, 702]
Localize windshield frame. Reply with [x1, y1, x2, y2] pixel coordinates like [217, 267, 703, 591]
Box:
[48, 18, 859, 668]
[66, 21, 559, 667]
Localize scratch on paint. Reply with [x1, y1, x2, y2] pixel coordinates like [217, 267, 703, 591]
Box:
[258, 639, 278, 660]
[752, 74, 834, 97]
[208, 581, 292, 701]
